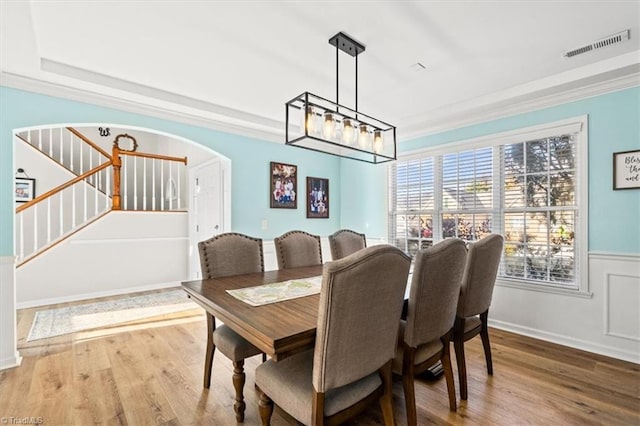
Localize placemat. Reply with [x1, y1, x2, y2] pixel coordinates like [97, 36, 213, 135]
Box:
[227, 275, 323, 306]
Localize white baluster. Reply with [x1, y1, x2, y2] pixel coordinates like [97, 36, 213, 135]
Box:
[176, 163, 184, 210]
[59, 128, 64, 164]
[84, 175, 88, 222]
[38, 129, 42, 151]
[152, 160, 156, 210]
[80, 139, 84, 175]
[106, 167, 111, 210]
[143, 158, 147, 211]
[133, 156, 138, 210]
[49, 128, 53, 157]
[70, 134, 74, 173]
[95, 171, 99, 215]
[160, 160, 165, 211]
[123, 157, 128, 210]
[168, 162, 173, 210]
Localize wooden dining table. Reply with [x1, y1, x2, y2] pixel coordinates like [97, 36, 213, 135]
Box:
[181, 265, 324, 362]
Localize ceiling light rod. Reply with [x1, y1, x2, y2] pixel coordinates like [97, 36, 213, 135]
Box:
[329, 32, 365, 116]
[284, 32, 397, 164]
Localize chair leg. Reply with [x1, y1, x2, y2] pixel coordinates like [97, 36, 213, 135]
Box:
[258, 387, 274, 426]
[402, 347, 417, 426]
[203, 313, 216, 389]
[379, 361, 396, 426]
[453, 318, 468, 400]
[480, 311, 493, 375]
[232, 360, 246, 422]
[442, 340, 457, 411]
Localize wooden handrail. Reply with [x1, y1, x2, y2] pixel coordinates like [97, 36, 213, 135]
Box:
[119, 150, 188, 165]
[16, 161, 112, 213]
[66, 127, 111, 158]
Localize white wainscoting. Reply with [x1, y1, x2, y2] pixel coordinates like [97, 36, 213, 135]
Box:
[490, 252, 640, 364]
[0, 255, 21, 370]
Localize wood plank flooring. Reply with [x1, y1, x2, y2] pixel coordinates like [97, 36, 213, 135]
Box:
[2, 291, 639, 425]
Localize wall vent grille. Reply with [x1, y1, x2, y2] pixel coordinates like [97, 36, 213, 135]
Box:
[563, 30, 630, 58]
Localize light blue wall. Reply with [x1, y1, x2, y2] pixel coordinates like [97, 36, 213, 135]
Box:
[3, 86, 639, 255]
[0, 86, 342, 255]
[396, 87, 640, 254]
[338, 159, 387, 239]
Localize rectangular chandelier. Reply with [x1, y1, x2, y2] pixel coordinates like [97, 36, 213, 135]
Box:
[285, 33, 397, 164]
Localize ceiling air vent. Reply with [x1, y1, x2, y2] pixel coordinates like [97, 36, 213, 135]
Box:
[563, 30, 630, 58]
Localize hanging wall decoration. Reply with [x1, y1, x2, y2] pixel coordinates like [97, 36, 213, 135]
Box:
[270, 162, 297, 209]
[307, 177, 329, 218]
[613, 150, 640, 190]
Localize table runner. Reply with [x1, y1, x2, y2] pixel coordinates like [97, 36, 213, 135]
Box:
[226, 275, 323, 306]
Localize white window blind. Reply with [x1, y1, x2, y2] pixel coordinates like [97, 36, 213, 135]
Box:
[389, 117, 587, 292]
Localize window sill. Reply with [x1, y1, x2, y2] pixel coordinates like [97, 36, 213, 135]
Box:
[496, 277, 593, 299]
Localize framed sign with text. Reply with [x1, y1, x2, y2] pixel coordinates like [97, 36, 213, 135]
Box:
[613, 150, 640, 190]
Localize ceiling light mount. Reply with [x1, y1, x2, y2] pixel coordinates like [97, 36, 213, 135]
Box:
[329, 32, 365, 57]
[285, 32, 396, 164]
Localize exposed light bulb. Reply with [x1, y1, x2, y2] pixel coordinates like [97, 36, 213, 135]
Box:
[304, 106, 315, 135]
[358, 124, 370, 149]
[323, 112, 335, 139]
[373, 130, 384, 154]
[343, 119, 354, 145]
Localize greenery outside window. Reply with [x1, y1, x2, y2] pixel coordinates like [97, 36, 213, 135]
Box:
[389, 116, 589, 294]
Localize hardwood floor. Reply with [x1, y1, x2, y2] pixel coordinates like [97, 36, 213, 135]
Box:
[2, 293, 639, 425]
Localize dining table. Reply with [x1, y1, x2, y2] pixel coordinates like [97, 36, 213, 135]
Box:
[181, 264, 325, 362]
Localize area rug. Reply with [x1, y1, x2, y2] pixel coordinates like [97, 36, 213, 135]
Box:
[27, 289, 199, 341]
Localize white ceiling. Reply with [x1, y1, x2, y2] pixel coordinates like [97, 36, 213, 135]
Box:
[1, 1, 639, 142]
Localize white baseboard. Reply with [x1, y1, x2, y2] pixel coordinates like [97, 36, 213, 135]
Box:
[16, 281, 182, 309]
[0, 353, 22, 371]
[489, 318, 640, 365]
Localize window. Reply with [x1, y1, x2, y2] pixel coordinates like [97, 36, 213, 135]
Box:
[389, 117, 588, 294]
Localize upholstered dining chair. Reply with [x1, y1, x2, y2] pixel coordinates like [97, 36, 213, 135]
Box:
[328, 229, 366, 260]
[274, 230, 322, 269]
[393, 239, 467, 423]
[452, 233, 504, 400]
[255, 245, 411, 426]
[198, 232, 265, 422]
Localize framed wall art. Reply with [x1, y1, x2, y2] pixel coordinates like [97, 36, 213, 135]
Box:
[270, 162, 297, 208]
[613, 150, 640, 190]
[15, 177, 36, 202]
[307, 177, 329, 219]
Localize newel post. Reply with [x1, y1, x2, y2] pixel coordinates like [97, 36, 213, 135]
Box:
[112, 144, 121, 210]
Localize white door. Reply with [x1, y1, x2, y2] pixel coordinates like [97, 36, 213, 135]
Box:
[189, 159, 223, 279]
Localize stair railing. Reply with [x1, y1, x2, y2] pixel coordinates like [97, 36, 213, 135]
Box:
[15, 128, 189, 265]
[111, 134, 188, 211]
[15, 161, 113, 265]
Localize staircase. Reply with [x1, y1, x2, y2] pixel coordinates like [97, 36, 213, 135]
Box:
[15, 126, 188, 266]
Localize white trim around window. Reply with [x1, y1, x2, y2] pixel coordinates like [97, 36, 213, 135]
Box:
[391, 115, 590, 297]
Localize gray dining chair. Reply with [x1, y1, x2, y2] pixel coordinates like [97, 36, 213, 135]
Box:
[452, 233, 504, 400]
[328, 229, 366, 260]
[274, 230, 322, 269]
[198, 232, 265, 422]
[393, 239, 467, 424]
[255, 245, 411, 425]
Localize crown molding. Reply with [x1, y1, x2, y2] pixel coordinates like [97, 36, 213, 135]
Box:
[400, 65, 640, 141]
[2, 64, 638, 146]
[0, 71, 286, 144]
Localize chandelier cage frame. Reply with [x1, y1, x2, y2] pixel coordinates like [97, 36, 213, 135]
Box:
[285, 32, 397, 164]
